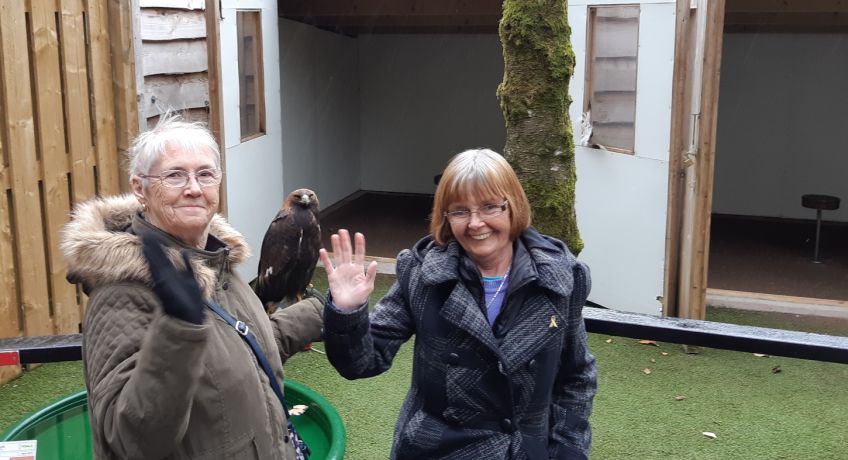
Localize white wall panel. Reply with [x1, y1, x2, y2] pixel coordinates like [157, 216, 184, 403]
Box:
[714, 33, 848, 222]
[633, 3, 675, 161]
[279, 19, 360, 211]
[358, 34, 505, 193]
[575, 148, 668, 314]
[569, 2, 675, 314]
[221, 1, 285, 279]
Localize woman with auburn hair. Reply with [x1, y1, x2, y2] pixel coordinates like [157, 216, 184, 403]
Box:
[321, 148, 597, 459]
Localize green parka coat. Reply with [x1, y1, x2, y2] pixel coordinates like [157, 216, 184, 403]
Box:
[61, 194, 323, 459]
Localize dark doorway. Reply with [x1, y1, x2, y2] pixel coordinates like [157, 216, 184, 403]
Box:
[320, 192, 434, 259]
[708, 214, 848, 300]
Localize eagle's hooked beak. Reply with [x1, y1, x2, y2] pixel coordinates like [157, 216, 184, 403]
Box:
[300, 195, 311, 205]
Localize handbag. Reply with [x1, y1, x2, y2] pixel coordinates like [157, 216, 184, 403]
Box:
[206, 301, 311, 459]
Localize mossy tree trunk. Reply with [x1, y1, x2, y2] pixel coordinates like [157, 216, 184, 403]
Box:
[497, 0, 582, 254]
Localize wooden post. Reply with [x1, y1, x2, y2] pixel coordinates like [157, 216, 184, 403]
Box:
[205, 0, 226, 217]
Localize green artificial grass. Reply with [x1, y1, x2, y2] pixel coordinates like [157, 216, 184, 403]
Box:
[2, 269, 846, 459]
[0, 361, 85, 435]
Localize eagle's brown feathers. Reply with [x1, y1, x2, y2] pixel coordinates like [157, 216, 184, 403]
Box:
[253, 188, 321, 312]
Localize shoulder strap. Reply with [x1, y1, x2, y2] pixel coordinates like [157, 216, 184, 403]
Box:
[205, 301, 291, 418]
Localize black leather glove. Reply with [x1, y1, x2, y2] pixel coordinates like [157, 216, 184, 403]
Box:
[141, 233, 205, 324]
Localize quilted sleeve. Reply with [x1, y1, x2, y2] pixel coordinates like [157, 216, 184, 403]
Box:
[323, 250, 417, 379]
[269, 296, 324, 364]
[83, 282, 209, 459]
[548, 261, 597, 460]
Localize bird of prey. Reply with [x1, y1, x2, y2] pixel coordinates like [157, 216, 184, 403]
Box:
[253, 188, 321, 313]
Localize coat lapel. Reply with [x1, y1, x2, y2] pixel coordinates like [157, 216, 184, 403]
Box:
[498, 293, 563, 373]
[439, 282, 502, 354]
[497, 233, 576, 373]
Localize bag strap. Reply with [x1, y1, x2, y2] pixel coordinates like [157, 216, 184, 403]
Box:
[204, 301, 294, 421]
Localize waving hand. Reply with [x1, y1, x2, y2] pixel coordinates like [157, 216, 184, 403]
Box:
[319, 229, 378, 311]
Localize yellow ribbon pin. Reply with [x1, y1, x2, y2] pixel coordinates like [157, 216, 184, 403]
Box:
[549, 315, 558, 329]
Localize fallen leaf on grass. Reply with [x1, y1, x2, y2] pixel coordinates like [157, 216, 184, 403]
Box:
[771, 365, 782, 374]
[289, 404, 309, 416]
[605, 338, 614, 344]
[674, 395, 686, 401]
[660, 352, 669, 356]
[638, 340, 658, 346]
[702, 432, 717, 440]
[650, 358, 656, 363]
[682, 345, 700, 354]
[643, 368, 652, 375]
[753, 353, 769, 358]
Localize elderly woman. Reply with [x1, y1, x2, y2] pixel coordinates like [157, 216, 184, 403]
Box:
[61, 114, 322, 459]
[321, 148, 597, 459]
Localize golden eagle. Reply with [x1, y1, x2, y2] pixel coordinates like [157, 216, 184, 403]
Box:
[253, 188, 321, 312]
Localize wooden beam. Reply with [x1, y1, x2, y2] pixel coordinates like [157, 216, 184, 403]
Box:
[140, 8, 206, 41]
[664, 0, 696, 317]
[726, 0, 848, 13]
[6, 308, 848, 364]
[279, 0, 501, 33]
[725, 12, 848, 32]
[687, 0, 727, 320]
[141, 39, 208, 76]
[279, 0, 502, 17]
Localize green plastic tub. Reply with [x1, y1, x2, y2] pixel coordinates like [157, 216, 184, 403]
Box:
[1, 379, 345, 459]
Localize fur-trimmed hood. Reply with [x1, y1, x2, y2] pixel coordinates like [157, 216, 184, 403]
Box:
[61, 194, 251, 297]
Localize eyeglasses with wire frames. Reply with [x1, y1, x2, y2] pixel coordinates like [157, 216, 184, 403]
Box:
[443, 200, 509, 224]
[138, 169, 223, 188]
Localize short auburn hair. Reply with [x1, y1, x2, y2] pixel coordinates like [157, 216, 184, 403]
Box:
[430, 148, 532, 246]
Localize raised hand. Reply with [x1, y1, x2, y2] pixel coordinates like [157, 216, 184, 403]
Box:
[141, 233, 205, 324]
[319, 229, 378, 311]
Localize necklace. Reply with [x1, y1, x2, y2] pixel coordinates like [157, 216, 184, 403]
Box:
[486, 265, 511, 309]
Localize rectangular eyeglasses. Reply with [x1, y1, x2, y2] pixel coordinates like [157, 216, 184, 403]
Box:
[138, 169, 223, 188]
[444, 200, 508, 224]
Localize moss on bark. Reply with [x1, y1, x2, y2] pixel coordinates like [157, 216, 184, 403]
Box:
[497, 0, 583, 254]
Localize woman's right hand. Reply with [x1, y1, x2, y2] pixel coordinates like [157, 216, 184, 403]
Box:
[319, 229, 378, 311]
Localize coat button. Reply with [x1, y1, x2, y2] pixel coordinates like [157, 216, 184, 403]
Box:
[444, 411, 463, 425]
[447, 352, 459, 365]
[527, 359, 537, 371]
[500, 418, 515, 432]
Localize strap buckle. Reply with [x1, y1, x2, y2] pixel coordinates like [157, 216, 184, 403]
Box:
[235, 320, 249, 336]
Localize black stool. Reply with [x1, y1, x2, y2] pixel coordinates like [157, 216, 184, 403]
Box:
[801, 194, 840, 263]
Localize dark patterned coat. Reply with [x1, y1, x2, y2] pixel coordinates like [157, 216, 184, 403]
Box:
[324, 227, 597, 459]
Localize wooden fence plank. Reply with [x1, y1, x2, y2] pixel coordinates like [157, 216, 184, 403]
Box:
[86, 0, 120, 196]
[31, 0, 80, 335]
[142, 39, 207, 76]
[0, 0, 53, 337]
[141, 8, 206, 41]
[0, 184, 23, 382]
[59, 0, 96, 204]
[107, 0, 140, 195]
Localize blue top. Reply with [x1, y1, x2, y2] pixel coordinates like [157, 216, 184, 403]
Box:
[482, 275, 509, 326]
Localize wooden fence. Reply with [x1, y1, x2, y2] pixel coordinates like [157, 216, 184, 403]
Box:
[0, 0, 138, 384]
